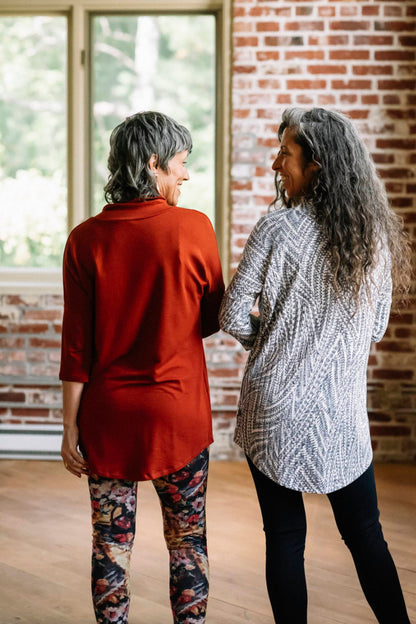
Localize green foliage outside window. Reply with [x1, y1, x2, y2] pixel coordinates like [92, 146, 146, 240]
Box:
[0, 16, 67, 267]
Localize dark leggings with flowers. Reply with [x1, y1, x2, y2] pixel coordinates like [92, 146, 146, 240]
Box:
[88, 448, 209, 624]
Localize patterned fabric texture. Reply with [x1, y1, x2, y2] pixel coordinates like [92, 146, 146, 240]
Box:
[219, 206, 392, 494]
[88, 448, 209, 624]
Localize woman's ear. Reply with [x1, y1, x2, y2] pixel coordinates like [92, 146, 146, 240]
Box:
[148, 154, 158, 173]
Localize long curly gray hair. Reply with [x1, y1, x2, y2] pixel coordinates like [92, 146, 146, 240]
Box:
[104, 111, 192, 203]
[272, 107, 411, 307]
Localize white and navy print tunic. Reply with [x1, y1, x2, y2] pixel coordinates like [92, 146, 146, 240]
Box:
[219, 206, 392, 494]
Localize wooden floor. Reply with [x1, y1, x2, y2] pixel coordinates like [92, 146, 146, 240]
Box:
[0, 460, 415, 624]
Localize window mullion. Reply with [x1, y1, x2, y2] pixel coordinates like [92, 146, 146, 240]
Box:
[68, 3, 88, 231]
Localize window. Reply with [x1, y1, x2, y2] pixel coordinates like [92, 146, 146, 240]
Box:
[0, 15, 67, 268]
[0, 1, 230, 288]
[91, 14, 216, 224]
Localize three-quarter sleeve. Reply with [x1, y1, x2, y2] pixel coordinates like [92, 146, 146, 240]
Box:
[371, 255, 392, 343]
[59, 234, 94, 382]
[219, 216, 271, 350]
[200, 217, 225, 338]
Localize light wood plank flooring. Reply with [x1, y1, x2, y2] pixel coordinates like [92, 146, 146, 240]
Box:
[0, 459, 415, 623]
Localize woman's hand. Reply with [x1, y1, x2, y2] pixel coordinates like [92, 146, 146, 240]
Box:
[61, 423, 89, 478]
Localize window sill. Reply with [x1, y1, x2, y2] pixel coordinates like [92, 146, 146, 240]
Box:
[0, 268, 62, 294]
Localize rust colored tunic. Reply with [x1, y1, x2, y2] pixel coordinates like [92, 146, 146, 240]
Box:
[59, 197, 224, 480]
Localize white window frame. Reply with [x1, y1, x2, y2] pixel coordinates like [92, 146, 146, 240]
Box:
[0, 0, 231, 293]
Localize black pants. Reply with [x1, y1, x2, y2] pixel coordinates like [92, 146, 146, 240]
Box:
[247, 458, 410, 624]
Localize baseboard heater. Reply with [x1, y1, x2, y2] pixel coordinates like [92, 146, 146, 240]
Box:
[0, 424, 63, 460]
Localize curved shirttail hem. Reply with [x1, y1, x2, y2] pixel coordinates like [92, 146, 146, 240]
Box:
[87, 436, 213, 482]
[234, 435, 373, 496]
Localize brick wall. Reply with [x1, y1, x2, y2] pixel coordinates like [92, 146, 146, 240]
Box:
[1, 0, 416, 462]
[214, 0, 416, 461]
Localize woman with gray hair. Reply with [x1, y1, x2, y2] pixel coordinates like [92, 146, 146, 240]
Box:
[60, 111, 224, 624]
[220, 107, 411, 623]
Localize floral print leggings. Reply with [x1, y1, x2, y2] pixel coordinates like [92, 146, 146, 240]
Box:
[88, 449, 209, 624]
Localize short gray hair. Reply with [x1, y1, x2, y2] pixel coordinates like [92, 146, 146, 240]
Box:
[104, 111, 192, 203]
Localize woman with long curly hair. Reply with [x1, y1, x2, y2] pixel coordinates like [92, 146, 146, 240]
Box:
[219, 107, 411, 623]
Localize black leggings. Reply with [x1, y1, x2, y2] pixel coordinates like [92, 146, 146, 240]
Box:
[247, 458, 410, 624]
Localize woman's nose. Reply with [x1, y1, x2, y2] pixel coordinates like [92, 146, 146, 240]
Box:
[272, 155, 281, 171]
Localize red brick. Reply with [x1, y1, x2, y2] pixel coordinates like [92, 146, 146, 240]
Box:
[14, 323, 49, 334]
[331, 79, 372, 89]
[318, 94, 337, 105]
[399, 36, 416, 46]
[395, 327, 416, 338]
[233, 36, 258, 47]
[375, 21, 415, 32]
[362, 6, 379, 17]
[256, 21, 280, 32]
[275, 94, 293, 104]
[258, 79, 282, 89]
[354, 35, 393, 45]
[318, 6, 335, 17]
[234, 21, 255, 33]
[382, 94, 401, 105]
[308, 65, 347, 74]
[234, 109, 251, 119]
[23, 309, 62, 321]
[285, 50, 324, 60]
[346, 110, 369, 119]
[377, 80, 416, 91]
[233, 65, 256, 74]
[0, 337, 25, 348]
[287, 79, 327, 90]
[372, 370, 414, 381]
[376, 139, 416, 150]
[389, 313, 413, 324]
[256, 51, 280, 61]
[29, 338, 61, 349]
[378, 168, 414, 179]
[249, 7, 290, 17]
[361, 94, 379, 104]
[376, 341, 413, 353]
[391, 197, 414, 208]
[384, 108, 416, 119]
[373, 153, 395, 164]
[296, 7, 313, 16]
[209, 368, 240, 378]
[296, 94, 314, 105]
[330, 21, 371, 31]
[285, 21, 324, 31]
[329, 50, 370, 60]
[265, 36, 304, 46]
[368, 412, 391, 423]
[385, 183, 404, 194]
[232, 181, 253, 191]
[233, 6, 245, 17]
[353, 65, 393, 75]
[383, 6, 403, 18]
[370, 425, 411, 437]
[0, 392, 25, 402]
[11, 408, 50, 417]
[309, 35, 349, 45]
[375, 50, 415, 61]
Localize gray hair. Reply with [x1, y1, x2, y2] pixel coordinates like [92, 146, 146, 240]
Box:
[273, 107, 411, 307]
[104, 111, 192, 203]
